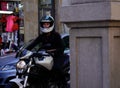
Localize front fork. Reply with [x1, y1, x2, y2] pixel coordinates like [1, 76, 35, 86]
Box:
[23, 59, 32, 87]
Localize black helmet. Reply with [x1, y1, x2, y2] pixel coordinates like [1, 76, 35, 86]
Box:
[40, 15, 54, 33]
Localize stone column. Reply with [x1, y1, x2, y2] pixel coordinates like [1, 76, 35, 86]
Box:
[60, 0, 120, 88]
[22, 0, 39, 42]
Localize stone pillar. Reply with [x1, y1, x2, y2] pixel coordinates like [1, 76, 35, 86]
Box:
[22, 0, 39, 42]
[60, 0, 120, 88]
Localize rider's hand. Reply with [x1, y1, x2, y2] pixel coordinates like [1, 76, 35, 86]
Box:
[47, 49, 56, 52]
[30, 53, 42, 58]
[46, 49, 56, 56]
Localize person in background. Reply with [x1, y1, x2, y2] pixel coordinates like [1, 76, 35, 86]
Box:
[9, 40, 18, 52]
[0, 35, 2, 56]
[0, 35, 6, 56]
[0, 35, 2, 46]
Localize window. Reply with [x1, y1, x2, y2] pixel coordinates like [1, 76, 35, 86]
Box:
[38, 0, 54, 19]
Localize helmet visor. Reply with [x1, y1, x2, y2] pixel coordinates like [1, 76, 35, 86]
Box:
[40, 22, 53, 28]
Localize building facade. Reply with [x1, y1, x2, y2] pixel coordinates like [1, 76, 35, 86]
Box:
[22, 0, 67, 42]
[60, 0, 120, 88]
[0, 0, 66, 43]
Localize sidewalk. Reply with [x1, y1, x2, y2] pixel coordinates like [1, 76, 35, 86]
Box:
[0, 49, 16, 57]
[0, 53, 16, 59]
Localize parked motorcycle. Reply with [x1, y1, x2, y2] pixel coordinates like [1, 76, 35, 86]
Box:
[5, 49, 70, 88]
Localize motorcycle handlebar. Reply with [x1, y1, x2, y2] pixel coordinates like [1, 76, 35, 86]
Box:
[30, 52, 50, 58]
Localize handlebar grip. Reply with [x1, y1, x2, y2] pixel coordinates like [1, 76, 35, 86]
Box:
[31, 53, 50, 58]
[31, 53, 42, 58]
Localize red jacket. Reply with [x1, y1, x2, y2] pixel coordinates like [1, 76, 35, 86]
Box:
[0, 37, 2, 44]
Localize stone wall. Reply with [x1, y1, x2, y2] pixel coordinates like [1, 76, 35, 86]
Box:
[60, 0, 120, 88]
[22, 0, 39, 42]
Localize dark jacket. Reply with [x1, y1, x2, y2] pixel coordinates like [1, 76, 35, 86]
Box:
[27, 31, 65, 57]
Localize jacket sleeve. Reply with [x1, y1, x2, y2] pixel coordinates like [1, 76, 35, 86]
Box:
[26, 35, 42, 50]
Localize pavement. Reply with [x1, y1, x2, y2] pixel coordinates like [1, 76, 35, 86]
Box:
[0, 52, 16, 59]
[0, 52, 17, 67]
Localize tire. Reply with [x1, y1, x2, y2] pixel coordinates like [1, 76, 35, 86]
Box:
[5, 82, 19, 88]
[62, 64, 70, 88]
[48, 75, 69, 88]
[48, 81, 69, 88]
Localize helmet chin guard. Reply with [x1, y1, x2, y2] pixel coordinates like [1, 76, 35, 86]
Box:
[40, 25, 54, 33]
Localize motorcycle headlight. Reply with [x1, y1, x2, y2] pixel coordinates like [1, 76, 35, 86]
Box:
[16, 60, 26, 73]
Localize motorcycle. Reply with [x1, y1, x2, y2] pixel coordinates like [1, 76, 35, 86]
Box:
[5, 49, 70, 88]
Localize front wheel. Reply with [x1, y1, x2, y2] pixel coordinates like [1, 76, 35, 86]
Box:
[48, 81, 69, 88]
[5, 82, 19, 88]
[48, 75, 70, 88]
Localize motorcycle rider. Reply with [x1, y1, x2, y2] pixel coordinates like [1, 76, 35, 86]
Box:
[26, 15, 67, 86]
[27, 15, 65, 70]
